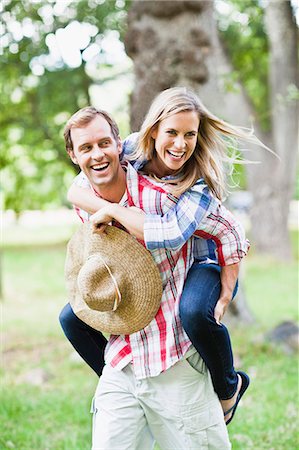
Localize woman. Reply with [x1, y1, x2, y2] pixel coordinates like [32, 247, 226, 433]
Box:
[61, 87, 257, 424]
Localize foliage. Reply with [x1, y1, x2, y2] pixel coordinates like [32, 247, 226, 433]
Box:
[0, 0, 131, 212]
[1, 226, 298, 449]
[217, 0, 270, 130]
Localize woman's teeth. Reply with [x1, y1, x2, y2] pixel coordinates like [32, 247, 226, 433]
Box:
[167, 150, 184, 159]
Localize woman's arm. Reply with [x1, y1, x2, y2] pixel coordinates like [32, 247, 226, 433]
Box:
[67, 183, 110, 214]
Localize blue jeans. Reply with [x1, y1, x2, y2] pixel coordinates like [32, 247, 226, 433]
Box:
[59, 303, 107, 377]
[59, 262, 238, 399]
[179, 262, 238, 400]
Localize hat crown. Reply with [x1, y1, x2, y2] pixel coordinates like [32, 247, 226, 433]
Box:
[65, 224, 163, 335]
[77, 253, 123, 312]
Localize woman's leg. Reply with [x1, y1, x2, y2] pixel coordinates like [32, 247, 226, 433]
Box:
[59, 303, 107, 377]
[179, 263, 238, 400]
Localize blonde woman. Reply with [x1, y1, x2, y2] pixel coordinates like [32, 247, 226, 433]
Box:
[61, 87, 255, 424]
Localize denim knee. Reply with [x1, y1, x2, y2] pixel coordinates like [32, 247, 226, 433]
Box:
[179, 299, 210, 335]
[59, 303, 76, 330]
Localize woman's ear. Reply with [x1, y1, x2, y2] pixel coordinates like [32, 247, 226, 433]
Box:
[151, 127, 158, 140]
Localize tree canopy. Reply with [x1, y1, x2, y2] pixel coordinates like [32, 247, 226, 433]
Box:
[1, 0, 130, 212]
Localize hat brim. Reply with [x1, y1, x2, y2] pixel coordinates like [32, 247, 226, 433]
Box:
[65, 223, 163, 335]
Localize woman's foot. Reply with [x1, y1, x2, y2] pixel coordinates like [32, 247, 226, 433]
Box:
[220, 374, 242, 424]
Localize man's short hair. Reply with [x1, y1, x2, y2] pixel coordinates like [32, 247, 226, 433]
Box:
[64, 107, 120, 152]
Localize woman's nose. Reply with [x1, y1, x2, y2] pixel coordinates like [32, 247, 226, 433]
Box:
[174, 135, 186, 149]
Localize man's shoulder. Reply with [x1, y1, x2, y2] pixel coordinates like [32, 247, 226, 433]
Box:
[73, 171, 91, 188]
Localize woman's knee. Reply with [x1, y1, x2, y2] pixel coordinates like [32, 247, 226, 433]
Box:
[179, 296, 208, 331]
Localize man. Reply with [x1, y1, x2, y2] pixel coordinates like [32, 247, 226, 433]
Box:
[63, 106, 231, 449]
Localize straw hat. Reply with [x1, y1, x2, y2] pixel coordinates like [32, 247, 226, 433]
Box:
[65, 223, 163, 335]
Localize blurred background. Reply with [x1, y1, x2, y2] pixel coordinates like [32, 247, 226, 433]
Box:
[1, 1, 298, 449]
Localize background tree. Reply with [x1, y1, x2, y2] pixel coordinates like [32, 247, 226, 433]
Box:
[124, 0, 298, 260]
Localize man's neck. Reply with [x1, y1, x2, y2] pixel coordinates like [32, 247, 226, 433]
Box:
[91, 167, 127, 203]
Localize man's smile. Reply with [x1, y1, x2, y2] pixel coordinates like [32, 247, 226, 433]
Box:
[91, 162, 110, 171]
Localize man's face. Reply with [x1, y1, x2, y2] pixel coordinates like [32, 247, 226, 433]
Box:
[68, 115, 122, 192]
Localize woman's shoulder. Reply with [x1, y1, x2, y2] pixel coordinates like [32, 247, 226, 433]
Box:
[121, 132, 139, 158]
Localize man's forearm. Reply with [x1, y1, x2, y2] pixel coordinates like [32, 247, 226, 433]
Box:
[219, 263, 240, 301]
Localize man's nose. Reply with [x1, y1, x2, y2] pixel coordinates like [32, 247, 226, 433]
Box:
[91, 145, 105, 159]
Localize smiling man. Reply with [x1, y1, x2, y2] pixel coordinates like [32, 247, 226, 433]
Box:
[65, 109, 126, 203]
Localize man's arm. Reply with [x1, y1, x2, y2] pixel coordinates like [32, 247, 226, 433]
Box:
[214, 263, 240, 324]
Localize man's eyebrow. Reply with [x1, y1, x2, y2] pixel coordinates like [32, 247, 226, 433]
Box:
[78, 136, 112, 150]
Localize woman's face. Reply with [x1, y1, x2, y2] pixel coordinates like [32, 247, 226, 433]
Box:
[151, 111, 199, 176]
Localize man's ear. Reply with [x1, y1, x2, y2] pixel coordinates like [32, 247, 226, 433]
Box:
[67, 149, 78, 165]
[117, 138, 122, 155]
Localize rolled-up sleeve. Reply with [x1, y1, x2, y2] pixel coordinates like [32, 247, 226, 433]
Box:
[194, 205, 250, 266]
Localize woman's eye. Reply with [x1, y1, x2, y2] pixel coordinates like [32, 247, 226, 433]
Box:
[166, 130, 176, 135]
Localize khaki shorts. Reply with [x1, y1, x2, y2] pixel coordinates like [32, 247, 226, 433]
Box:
[91, 351, 231, 450]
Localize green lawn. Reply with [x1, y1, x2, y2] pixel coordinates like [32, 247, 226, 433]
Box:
[1, 225, 298, 449]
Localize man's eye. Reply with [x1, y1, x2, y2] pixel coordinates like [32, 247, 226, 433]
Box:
[101, 140, 110, 146]
[81, 146, 91, 152]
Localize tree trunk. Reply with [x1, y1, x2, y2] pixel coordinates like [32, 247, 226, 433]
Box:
[252, 0, 299, 259]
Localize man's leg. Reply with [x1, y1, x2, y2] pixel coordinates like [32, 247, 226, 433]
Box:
[59, 303, 107, 376]
[91, 364, 155, 450]
[140, 353, 231, 450]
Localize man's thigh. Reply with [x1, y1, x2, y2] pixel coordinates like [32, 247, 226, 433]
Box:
[143, 352, 231, 450]
[91, 364, 154, 450]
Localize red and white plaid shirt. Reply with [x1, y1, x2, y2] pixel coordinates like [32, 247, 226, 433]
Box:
[74, 163, 194, 379]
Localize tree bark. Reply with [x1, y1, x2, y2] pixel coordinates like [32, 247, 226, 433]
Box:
[253, 0, 299, 259]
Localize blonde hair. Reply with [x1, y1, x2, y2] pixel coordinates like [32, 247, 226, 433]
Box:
[64, 106, 120, 152]
[130, 87, 260, 200]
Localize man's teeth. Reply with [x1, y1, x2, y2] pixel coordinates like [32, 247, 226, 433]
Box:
[167, 150, 184, 158]
[92, 163, 109, 171]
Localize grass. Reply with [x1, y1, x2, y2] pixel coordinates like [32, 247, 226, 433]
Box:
[1, 225, 298, 449]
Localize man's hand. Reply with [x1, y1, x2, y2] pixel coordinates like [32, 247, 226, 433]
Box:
[214, 296, 231, 325]
[90, 205, 116, 233]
